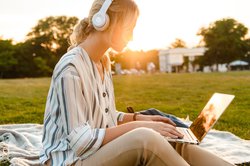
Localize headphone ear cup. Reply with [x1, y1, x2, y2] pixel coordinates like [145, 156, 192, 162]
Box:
[92, 13, 110, 31]
[100, 14, 110, 31]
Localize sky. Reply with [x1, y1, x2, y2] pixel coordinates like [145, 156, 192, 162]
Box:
[0, 0, 250, 51]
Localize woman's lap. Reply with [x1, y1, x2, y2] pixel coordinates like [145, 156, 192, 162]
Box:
[76, 128, 234, 166]
[77, 128, 185, 166]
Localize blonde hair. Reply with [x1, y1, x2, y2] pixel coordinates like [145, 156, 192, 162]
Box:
[68, 0, 139, 71]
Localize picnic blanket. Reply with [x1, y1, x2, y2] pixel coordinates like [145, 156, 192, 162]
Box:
[0, 123, 250, 166]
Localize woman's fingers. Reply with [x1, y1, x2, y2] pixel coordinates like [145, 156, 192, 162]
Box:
[162, 131, 178, 138]
[144, 121, 184, 139]
[161, 123, 184, 138]
[170, 128, 184, 138]
[155, 116, 176, 126]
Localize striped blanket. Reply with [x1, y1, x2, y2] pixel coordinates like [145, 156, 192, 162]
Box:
[0, 123, 249, 166]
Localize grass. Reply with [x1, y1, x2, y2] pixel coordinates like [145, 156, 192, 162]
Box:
[0, 78, 50, 124]
[0, 71, 249, 140]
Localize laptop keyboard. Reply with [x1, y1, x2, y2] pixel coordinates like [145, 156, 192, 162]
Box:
[177, 127, 193, 141]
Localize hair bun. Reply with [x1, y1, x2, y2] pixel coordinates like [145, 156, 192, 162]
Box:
[80, 18, 93, 36]
[80, 18, 89, 26]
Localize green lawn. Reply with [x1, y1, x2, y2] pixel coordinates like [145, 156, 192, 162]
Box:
[0, 71, 249, 140]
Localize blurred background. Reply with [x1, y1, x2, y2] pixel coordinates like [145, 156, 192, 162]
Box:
[0, 0, 250, 77]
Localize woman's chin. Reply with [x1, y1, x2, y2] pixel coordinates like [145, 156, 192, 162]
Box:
[111, 45, 126, 53]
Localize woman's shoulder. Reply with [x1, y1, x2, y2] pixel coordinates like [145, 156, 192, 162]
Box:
[57, 47, 81, 66]
[52, 47, 82, 80]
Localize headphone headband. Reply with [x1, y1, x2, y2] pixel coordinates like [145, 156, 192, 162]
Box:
[99, 0, 113, 15]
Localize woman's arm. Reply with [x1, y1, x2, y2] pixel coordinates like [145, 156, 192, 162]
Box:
[56, 67, 105, 158]
[117, 113, 134, 124]
[102, 120, 184, 146]
[102, 121, 138, 145]
[118, 112, 176, 126]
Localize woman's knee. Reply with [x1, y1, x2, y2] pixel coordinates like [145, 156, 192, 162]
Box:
[129, 127, 164, 147]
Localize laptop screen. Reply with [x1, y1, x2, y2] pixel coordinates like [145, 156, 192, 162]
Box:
[189, 93, 235, 142]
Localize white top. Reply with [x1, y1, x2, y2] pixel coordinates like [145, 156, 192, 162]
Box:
[39, 46, 124, 165]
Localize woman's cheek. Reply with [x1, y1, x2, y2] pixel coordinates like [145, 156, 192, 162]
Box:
[122, 32, 131, 44]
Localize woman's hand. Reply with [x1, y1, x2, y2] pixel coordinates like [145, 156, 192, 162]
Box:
[102, 120, 183, 146]
[117, 113, 184, 139]
[137, 121, 184, 139]
[136, 114, 176, 126]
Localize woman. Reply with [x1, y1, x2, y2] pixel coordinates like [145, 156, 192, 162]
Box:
[40, 0, 234, 165]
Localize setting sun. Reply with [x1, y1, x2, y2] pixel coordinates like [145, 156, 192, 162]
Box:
[0, 0, 250, 51]
[125, 0, 250, 51]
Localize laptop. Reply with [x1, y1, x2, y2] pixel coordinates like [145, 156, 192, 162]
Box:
[165, 92, 235, 144]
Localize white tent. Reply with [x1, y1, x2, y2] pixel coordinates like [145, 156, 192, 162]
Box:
[229, 60, 249, 66]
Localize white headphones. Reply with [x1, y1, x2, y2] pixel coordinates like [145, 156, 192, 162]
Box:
[92, 0, 113, 31]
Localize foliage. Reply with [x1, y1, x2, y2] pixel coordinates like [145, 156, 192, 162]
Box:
[0, 39, 17, 78]
[243, 38, 250, 62]
[170, 38, 187, 48]
[110, 49, 159, 70]
[26, 16, 79, 71]
[0, 16, 78, 78]
[1, 16, 250, 77]
[11, 41, 51, 77]
[198, 18, 249, 69]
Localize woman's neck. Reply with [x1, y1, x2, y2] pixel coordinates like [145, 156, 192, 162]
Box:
[79, 32, 109, 63]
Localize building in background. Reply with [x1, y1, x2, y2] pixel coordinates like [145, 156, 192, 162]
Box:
[159, 47, 207, 73]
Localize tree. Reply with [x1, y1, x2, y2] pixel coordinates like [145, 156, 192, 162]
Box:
[0, 39, 17, 78]
[243, 38, 250, 62]
[198, 18, 249, 70]
[110, 49, 159, 71]
[0, 16, 79, 78]
[170, 38, 187, 48]
[26, 16, 79, 70]
[11, 41, 52, 77]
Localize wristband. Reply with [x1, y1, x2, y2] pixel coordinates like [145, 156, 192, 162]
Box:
[133, 112, 140, 121]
